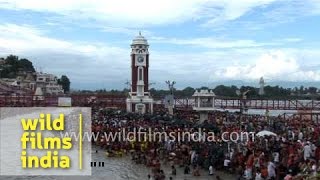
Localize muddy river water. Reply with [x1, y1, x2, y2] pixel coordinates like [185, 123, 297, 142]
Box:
[1, 146, 237, 180]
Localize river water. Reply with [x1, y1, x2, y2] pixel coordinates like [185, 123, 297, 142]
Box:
[0, 146, 237, 180]
[91, 146, 236, 180]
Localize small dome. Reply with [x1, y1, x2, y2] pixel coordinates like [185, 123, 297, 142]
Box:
[131, 32, 148, 46]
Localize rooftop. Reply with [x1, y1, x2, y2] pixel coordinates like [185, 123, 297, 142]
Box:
[131, 31, 148, 46]
[192, 89, 216, 97]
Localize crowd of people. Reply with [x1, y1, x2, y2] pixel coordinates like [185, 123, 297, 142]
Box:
[92, 108, 320, 180]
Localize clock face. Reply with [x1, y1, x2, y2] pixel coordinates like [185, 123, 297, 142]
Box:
[137, 56, 144, 63]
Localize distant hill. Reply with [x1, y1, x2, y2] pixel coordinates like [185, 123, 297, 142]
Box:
[209, 80, 320, 89]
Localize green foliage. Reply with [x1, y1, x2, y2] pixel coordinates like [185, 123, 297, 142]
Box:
[181, 86, 195, 97]
[213, 85, 238, 97]
[264, 85, 291, 98]
[0, 55, 35, 78]
[200, 86, 209, 90]
[150, 85, 318, 99]
[57, 75, 71, 93]
[308, 87, 317, 94]
[18, 58, 35, 72]
[74, 84, 318, 100]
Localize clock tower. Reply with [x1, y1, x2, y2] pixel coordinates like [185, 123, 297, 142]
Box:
[126, 32, 154, 114]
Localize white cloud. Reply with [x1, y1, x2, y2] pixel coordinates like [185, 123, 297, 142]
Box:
[0, 23, 130, 89]
[0, 23, 319, 89]
[151, 37, 281, 49]
[281, 38, 303, 43]
[202, 0, 320, 29]
[0, 24, 127, 56]
[201, 0, 277, 26]
[257, 0, 320, 27]
[150, 36, 306, 49]
[216, 51, 320, 81]
[0, 0, 278, 27]
[0, 24, 71, 52]
[310, 0, 320, 14]
[101, 27, 154, 37]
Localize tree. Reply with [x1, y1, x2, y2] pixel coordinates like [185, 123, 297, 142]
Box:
[240, 86, 258, 97]
[213, 85, 237, 97]
[18, 58, 35, 72]
[0, 55, 36, 78]
[200, 86, 209, 90]
[4, 55, 19, 78]
[308, 87, 318, 94]
[5, 55, 19, 66]
[58, 75, 71, 93]
[181, 87, 195, 97]
[299, 86, 304, 94]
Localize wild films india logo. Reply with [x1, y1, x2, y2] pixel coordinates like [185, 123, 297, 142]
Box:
[0, 107, 91, 176]
[20, 113, 74, 169]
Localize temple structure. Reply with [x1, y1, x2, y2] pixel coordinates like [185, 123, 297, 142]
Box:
[192, 89, 216, 122]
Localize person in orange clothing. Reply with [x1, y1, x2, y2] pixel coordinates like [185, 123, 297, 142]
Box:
[246, 153, 254, 169]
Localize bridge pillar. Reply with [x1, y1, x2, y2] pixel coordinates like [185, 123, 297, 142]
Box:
[192, 89, 216, 123]
[199, 112, 208, 123]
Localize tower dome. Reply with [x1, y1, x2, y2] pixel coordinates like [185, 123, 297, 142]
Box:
[131, 31, 148, 46]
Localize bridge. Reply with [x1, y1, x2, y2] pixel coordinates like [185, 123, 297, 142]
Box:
[0, 94, 319, 111]
[0, 94, 127, 108]
[173, 98, 320, 111]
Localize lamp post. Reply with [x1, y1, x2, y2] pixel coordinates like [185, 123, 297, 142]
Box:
[165, 80, 175, 95]
[165, 80, 175, 115]
[238, 89, 250, 130]
[148, 82, 155, 97]
[125, 80, 131, 97]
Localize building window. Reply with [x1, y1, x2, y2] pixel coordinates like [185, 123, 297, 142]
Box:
[138, 67, 143, 81]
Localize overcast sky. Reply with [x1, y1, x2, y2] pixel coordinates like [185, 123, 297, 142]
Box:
[0, 0, 319, 90]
